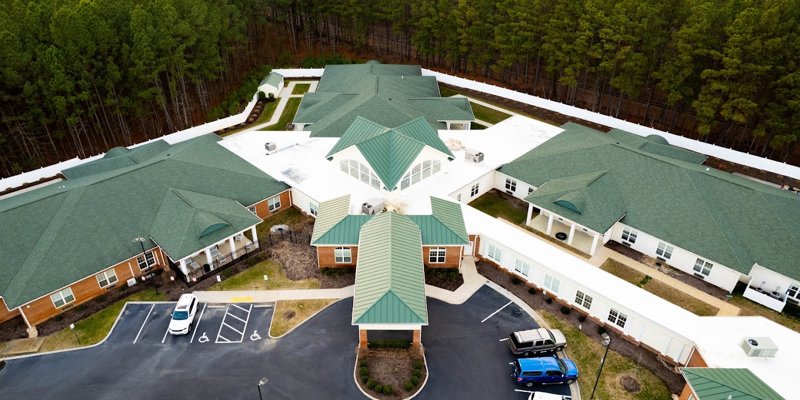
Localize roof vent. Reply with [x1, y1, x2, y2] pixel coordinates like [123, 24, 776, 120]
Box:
[265, 142, 277, 155]
[740, 337, 778, 358]
[465, 148, 484, 163]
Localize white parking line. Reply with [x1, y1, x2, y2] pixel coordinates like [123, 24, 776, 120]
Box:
[133, 304, 155, 344]
[161, 326, 170, 344]
[190, 304, 207, 343]
[222, 322, 244, 335]
[514, 389, 535, 394]
[241, 304, 253, 340]
[498, 338, 509, 342]
[481, 301, 513, 323]
[253, 304, 272, 308]
[227, 313, 248, 324]
[230, 303, 249, 313]
[215, 304, 252, 343]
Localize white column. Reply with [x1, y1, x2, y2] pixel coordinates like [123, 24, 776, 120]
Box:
[179, 259, 188, 275]
[567, 223, 576, 245]
[546, 213, 554, 235]
[251, 226, 259, 248]
[526, 203, 534, 226]
[446, 121, 451, 130]
[205, 248, 213, 270]
[590, 233, 600, 255]
[229, 237, 238, 260]
[466, 121, 471, 131]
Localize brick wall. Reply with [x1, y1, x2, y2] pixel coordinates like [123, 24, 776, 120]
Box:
[0, 297, 20, 324]
[19, 248, 169, 326]
[250, 190, 292, 219]
[678, 385, 695, 400]
[422, 246, 462, 268]
[317, 246, 359, 268]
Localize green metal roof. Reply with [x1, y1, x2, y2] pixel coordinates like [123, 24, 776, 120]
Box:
[327, 117, 454, 190]
[682, 368, 784, 400]
[311, 196, 468, 246]
[259, 71, 283, 88]
[0, 135, 288, 309]
[500, 123, 800, 280]
[293, 62, 473, 137]
[149, 189, 261, 260]
[352, 212, 428, 325]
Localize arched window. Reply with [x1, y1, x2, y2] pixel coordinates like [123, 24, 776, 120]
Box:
[400, 159, 441, 190]
[339, 159, 381, 189]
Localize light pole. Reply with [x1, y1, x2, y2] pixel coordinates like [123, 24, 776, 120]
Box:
[590, 333, 612, 399]
[257, 377, 268, 400]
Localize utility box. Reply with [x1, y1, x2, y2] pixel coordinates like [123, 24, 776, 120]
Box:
[265, 142, 277, 155]
[465, 149, 484, 163]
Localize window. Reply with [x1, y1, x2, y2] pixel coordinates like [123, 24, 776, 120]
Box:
[693, 258, 713, 276]
[341, 159, 382, 189]
[429, 248, 446, 263]
[137, 251, 155, 271]
[621, 228, 637, 243]
[470, 183, 480, 197]
[422, 160, 432, 179]
[528, 187, 534, 194]
[608, 308, 627, 328]
[544, 274, 560, 293]
[397, 160, 440, 190]
[656, 242, 673, 259]
[334, 247, 352, 263]
[514, 259, 530, 276]
[486, 243, 502, 262]
[505, 178, 517, 192]
[247, 206, 257, 216]
[51, 288, 75, 308]
[432, 160, 441, 174]
[96, 269, 118, 288]
[268, 196, 281, 212]
[575, 290, 593, 309]
[787, 284, 799, 300]
[309, 202, 319, 216]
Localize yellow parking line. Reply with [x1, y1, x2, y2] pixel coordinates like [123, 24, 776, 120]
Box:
[230, 296, 254, 302]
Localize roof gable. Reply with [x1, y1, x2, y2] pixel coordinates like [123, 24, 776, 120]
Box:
[682, 368, 784, 400]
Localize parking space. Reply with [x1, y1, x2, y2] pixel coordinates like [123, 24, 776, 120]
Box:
[108, 302, 272, 347]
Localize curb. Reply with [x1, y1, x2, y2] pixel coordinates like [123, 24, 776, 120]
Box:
[352, 344, 430, 400]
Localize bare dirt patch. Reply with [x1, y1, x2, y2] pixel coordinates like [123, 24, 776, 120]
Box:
[620, 375, 642, 393]
[357, 346, 426, 399]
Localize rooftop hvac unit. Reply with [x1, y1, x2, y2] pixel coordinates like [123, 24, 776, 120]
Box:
[265, 142, 277, 155]
[126, 278, 137, 287]
[362, 198, 384, 215]
[740, 337, 778, 358]
[465, 149, 484, 163]
[285, 123, 295, 131]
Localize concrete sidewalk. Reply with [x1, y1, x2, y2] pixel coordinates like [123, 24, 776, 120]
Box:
[246, 80, 317, 131]
[194, 286, 353, 304]
[425, 256, 487, 305]
[589, 247, 740, 316]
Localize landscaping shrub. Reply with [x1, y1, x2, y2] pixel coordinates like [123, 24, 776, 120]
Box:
[528, 287, 538, 295]
[511, 276, 522, 285]
[578, 315, 587, 322]
[258, 91, 266, 100]
[404, 381, 414, 391]
[411, 369, 422, 379]
[560, 306, 571, 315]
[545, 297, 553, 304]
[447, 270, 457, 280]
[268, 93, 275, 102]
[638, 275, 652, 287]
[374, 384, 382, 393]
[367, 379, 376, 389]
[359, 360, 368, 368]
[359, 366, 368, 376]
[368, 339, 411, 349]
[598, 326, 607, 335]
[382, 385, 393, 395]
[413, 360, 424, 370]
[410, 375, 420, 386]
[361, 375, 368, 384]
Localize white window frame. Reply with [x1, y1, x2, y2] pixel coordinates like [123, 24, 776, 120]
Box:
[575, 290, 593, 309]
[621, 228, 637, 243]
[429, 247, 446, 264]
[608, 308, 627, 328]
[137, 251, 155, 271]
[544, 274, 560, 293]
[96, 269, 118, 289]
[470, 183, 480, 197]
[51, 288, 75, 308]
[693, 258, 713, 276]
[656, 242, 673, 259]
[267, 196, 281, 212]
[514, 259, 530, 276]
[334, 247, 352, 264]
[247, 205, 258, 216]
[505, 178, 517, 192]
[787, 284, 799, 300]
[486, 243, 502, 262]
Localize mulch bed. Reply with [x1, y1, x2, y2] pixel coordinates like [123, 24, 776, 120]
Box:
[476, 260, 686, 394]
[264, 224, 355, 288]
[0, 316, 28, 341]
[606, 242, 728, 300]
[357, 347, 426, 399]
[424, 268, 464, 291]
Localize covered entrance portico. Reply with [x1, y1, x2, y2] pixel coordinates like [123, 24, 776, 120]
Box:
[526, 208, 602, 256]
[175, 225, 259, 282]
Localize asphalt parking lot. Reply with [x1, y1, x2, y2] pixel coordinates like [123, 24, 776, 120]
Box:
[0, 286, 572, 400]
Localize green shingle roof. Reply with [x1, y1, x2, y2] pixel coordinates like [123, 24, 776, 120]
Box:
[500, 122, 800, 280]
[259, 71, 283, 88]
[0, 135, 288, 309]
[293, 62, 473, 137]
[327, 117, 454, 190]
[352, 212, 428, 325]
[311, 196, 468, 246]
[682, 368, 784, 400]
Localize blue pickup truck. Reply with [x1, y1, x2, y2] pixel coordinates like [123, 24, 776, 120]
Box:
[511, 355, 578, 387]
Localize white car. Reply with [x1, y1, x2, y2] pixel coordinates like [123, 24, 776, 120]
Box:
[527, 392, 572, 400]
[168, 294, 198, 335]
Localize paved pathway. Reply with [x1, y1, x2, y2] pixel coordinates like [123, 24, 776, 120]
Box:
[588, 247, 740, 316]
[425, 256, 487, 304]
[243, 80, 318, 132]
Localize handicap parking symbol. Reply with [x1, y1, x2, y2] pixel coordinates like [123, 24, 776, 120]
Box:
[250, 330, 261, 341]
[198, 332, 209, 343]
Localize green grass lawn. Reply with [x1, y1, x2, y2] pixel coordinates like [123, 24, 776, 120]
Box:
[217, 100, 281, 137]
[470, 101, 512, 124]
[542, 311, 672, 400]
[269, 299, 335, 337]
[39, 288, 166, 352]
[209, 260, 319, 291]
[729, 295, 800, 333]
[439, 85, 461, 98]
[264, 97, 302, 131]
[468, 190, 528, 225]
[600, 259, 719, 316]
[291, 83, 311, 95]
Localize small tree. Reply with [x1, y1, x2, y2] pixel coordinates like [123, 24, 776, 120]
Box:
[257, 91, 266, 101]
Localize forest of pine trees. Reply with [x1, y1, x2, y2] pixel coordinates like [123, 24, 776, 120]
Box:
[2, 0, 799, 178]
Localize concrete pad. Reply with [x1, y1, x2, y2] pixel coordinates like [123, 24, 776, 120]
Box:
[1, 337, 44, 356]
